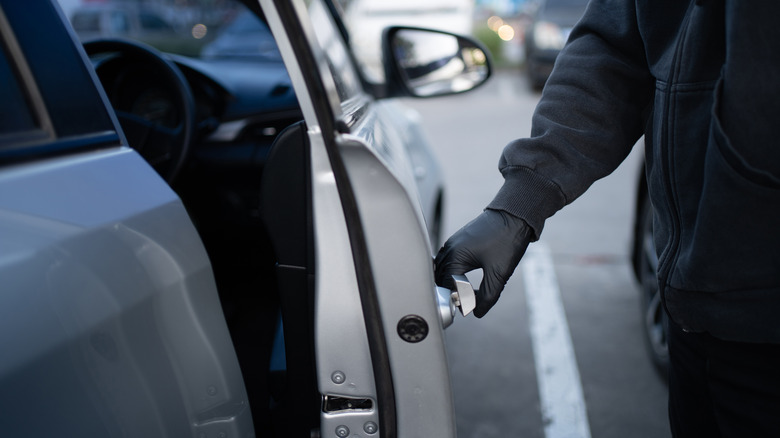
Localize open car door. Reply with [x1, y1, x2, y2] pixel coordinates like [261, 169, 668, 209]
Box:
[259, 0, 490, 436]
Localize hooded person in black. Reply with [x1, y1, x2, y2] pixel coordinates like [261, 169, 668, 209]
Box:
[434, 1, 780, 435]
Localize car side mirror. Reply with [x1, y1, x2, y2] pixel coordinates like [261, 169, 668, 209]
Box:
[382, 26, 492, 98]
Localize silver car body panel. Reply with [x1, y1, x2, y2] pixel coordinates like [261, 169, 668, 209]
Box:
[0, 147, 252, 436]
[310, 129, 381, 430]
[376, 100, 444, 245]
[338, 133, 456, 436]
[261, 0, 456, 435]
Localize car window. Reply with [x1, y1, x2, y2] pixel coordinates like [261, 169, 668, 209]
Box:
[200, 10, 282, 61]
[139, 12, 173, 31]
[0, 42, 39, 137]
[109, 11, 130, 33]
[1, 0, 120, 162]
[70, 11, 100, 33]
[307, 0, 365, 114]
[62, 1, 270, 60]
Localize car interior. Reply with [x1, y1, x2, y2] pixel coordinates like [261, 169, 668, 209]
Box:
[82, 6, 322, 435]
[176, 66, 316, 435]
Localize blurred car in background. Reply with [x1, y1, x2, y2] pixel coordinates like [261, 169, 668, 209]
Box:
[524, 0, 588, 89]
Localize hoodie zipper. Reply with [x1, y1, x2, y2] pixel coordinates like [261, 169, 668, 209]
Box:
[656, 0, 696, 296]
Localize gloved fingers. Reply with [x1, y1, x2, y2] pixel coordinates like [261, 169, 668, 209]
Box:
[434, 211, 500, 287]
[474, 270, 506, 318]
[434, 242, 478, 290]
[434, 209, 533, 317]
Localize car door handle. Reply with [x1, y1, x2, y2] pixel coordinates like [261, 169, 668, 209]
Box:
[436, 274, 476, 328]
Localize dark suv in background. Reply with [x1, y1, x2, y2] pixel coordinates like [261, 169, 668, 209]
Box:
[524, 0, 588, 89]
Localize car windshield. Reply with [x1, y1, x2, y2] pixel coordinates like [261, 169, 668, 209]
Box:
[59, 0, 281, 61]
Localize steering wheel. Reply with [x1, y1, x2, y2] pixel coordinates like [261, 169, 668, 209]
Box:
[84, 39, 195, 183]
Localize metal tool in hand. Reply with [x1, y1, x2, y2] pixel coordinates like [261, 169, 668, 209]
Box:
[449, 274, 476, 316]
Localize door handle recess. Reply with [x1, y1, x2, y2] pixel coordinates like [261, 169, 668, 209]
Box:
[436, 274, 476, 328]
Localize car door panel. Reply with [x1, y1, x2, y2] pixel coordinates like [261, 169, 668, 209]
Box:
[310, 131, 387, 434]
[0, 1, 253, 434]
[261, 0, 456, 436]
[0, 148, 253, 436]
[338, 135, 457, 435]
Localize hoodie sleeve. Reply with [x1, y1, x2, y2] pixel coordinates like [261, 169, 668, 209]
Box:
[487, 0, 655, 239]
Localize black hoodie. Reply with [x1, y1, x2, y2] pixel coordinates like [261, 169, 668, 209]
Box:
[488, 0, 780, 342]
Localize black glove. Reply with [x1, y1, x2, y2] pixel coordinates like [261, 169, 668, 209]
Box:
[434, 209, 533, 318]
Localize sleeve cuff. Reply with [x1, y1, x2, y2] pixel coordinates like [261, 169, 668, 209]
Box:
[486, 166, 567, 240]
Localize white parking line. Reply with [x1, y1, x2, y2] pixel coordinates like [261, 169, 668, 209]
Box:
[522, 242, 591, 438]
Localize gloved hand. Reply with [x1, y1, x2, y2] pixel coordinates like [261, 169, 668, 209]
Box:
[434, 208, 533, 318]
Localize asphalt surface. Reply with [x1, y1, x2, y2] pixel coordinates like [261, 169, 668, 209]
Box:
[404, 69, 671, 438]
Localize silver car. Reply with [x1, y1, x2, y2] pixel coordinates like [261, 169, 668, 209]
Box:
[0, 0, 490, 436]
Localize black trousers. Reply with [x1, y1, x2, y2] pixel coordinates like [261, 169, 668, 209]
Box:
[667, 318, 780, 437]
